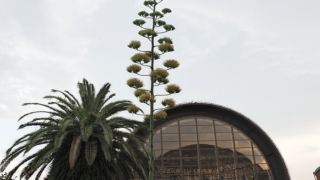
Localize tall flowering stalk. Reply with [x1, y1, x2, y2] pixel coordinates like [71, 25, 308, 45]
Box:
[126, 0, 181, 179]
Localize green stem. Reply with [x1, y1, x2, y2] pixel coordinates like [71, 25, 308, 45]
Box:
[148, 2, 157, 180]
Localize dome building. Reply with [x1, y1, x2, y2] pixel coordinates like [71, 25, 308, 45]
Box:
[131, 103, 290, 180]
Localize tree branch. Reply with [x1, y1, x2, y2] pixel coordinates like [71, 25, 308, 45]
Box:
[139, 26, 149, 30]
[133, 113, 146, 116]
[153, 83, 166, 87]
[154, 94, 170, 97]
[138, 62, 151, 68]
[156, 31, 168, 34]
[153, 108, 164, 112]
[136, 73, 150, 77]
[147, 6, 153, 11]
[136, 49, 149, 53]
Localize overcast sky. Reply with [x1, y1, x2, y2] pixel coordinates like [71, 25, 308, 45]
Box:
[0, 0, 319, 179]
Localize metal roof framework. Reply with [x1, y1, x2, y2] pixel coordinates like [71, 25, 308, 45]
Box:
[137, 103, 290, 180]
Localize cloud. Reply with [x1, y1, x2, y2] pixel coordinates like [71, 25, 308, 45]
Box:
[275, 133, 320, 179]
[170, 1, 320, 76]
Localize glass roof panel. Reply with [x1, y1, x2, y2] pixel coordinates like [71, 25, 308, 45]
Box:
[149, 116, 273, 179]
[179, 118, 196, 125]
[162, 126, 178, 134]
[197, 118, 213, 125]
[215, 125, 232, 133]
[162, 134, 179, 141]
[198, 126, 214, 133]
[180, 134, 197, 141]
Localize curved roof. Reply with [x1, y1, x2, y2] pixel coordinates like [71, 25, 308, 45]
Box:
[138, 103, 290, 180]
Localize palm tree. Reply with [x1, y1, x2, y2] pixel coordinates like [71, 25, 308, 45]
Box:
[0, 79, 149, 180]
[0, 172, 15, 180]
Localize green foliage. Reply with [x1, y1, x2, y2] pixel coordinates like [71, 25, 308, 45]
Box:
[143, 1, 155, 6]
[156, 20, 166, 26]
[162, 8, 172, 14]
[85, 141, 98, 166]
[138, 29, 158, 37]
[163, 24, 175, 31]
[166, 84, 181, 94]
[127, 1, 181, 179]
[80, 125, 93, 142]
[139, 93, 155, 104]
[127, 104, 141, 113]
[161, 98, 175, 107]
[134, 89, 147, 97]
[0, 172, 15, 180]
[154, 111, 167, 120]
[127, 78, 144, 88]
[149, 11, 163, 18]
[143, 115, 150, 122]
[0, 79, 149, 180]
[138, 11, 149, 17]
[164, 59, 179, 69]
[151, 68, 169, 84]
[143, 110, 167, 121]
[158, 37, 173, 44]
[128, 40, 141, 49]
[158, 43, 174, 53]
[131, 53, 150, 63]
[150, 68, 169, 78]
[145, 51, 160, 60]
[133, 19, 146, 27]
[127, 64, 142, 73]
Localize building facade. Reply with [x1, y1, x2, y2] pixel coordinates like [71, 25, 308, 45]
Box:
[133, 103, 290, 180]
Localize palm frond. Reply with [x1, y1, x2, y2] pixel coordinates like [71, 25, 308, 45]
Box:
[84, 140, 98, 165]
[29, 117, 59, 124]
[91, 83, 111, 113]
[18, 122, 56, 130]
[5, 153, 38, 179]
[3, 79, 149, 179]
[22, 103, 66, 116]
[50, 89, 79, 107]
[53, 131, 68, 149]
[1, 146, 25, 171]
[80, 124, 93, 142]
[18, 111, 60, 121]
[5, 132, 33, 154]
[99, 100, 131, 119]
[35, 160, 51, 180]
[99, 122, 113, 146]
[94, 135, 111, 162]
[64, 90, 81, 107]
[24, 126, 57, 153]
[100, 93, 116, 108]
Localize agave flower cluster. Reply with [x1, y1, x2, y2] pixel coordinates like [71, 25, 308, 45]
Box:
[0, 79, 148, 180]
[126, 0, 181, 179]
[126, 0, 181, 121]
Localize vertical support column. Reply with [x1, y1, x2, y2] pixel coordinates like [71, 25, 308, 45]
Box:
[195, 117, 202, 179]
[213, 119, 220, 179]
[231, 127, 238, 180]
[178, 119, 183, 179]
[251, 141, 259, 180]
[160, 128, 164, 179]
